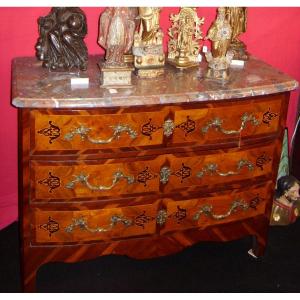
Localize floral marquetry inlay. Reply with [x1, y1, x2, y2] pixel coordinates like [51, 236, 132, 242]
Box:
[37, 121, 61, 144]
[39, 217, 60, 237]
[38, 172, 61, 193]
[262, 108, 278, 127]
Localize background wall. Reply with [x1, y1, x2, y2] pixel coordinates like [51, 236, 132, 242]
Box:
[0, 7, 299, 230]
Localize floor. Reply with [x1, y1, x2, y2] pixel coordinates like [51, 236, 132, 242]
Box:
[1, 220, 300, 292]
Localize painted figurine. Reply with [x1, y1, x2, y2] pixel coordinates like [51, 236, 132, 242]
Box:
[270, 175, 300, 226]
[35, 7, 88, 71]
[132, 7, 165, 78]
[167, 7, 205, 69]
[225, 7, 248, 60]
[205, 7, 234, 80]
[98, 7, 136, 67]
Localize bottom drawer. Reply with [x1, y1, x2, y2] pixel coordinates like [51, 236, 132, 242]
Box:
[34, 202, 159, 244]
[161, 181, 272, 234]
[33, 182, 273, 244]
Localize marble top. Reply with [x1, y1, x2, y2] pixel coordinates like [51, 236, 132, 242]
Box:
[12, 55, 298, 108]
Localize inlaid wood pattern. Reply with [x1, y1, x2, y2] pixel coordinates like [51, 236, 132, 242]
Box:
[31, 144, 274, 202]
[30, 95, 282, 157]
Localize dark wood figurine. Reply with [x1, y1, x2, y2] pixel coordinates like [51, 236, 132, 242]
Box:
[35, 7, 88, 71]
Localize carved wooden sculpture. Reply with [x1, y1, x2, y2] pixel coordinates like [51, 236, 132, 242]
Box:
[35, 7, 88, 71]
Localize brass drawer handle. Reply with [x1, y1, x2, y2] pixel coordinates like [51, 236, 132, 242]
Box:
[193, 200, 249, 221]
[65, 170, 135, 191]
[201, 112, 260, 135]
[64, 124, 138, 144]
[65, 215, 133, 233]
[196, 159, 254, 178]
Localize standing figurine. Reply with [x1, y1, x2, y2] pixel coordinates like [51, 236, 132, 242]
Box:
[35, 7, 88, 71]
[132, 7, 165, 78]
[124, 7, 139, 63]
[225, 7, 248, 60]
[98, 7, 135, 87]
[270, 175, 300, 226]
[204, 7, 234, 80]
[167, 7, 205, 69]
[98, 7, 136, 67]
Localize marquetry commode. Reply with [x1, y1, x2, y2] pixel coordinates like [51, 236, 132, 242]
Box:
[12, 56, 298, 291]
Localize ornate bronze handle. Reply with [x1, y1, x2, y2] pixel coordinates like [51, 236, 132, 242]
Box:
[197, 159, 254, 178]
[64, 124, 138, 144]
[65, 170, 135, 191]
[65, 215, 132, 233]
[201, 112, 260, 135]
[193, 199, 249, 221]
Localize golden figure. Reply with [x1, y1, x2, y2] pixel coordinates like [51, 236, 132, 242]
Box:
[124, 7, 139, 63]
[98, 7, 135, 87]
[225, 7, 248, 60]
[167, 7, 205, 69]
[205, 7, 234, 80]
[132, 7, 165, 78]
[270, 176, 300, 226]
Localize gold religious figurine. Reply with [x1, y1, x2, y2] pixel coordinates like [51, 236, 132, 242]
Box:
[132, 7, 165, 78]
[124, 7, 139, 64]
[167, 7, 205, 69]
[225, 7, 248, 60]
[270, 175, 300, 226]
[98, 7, 135, 87]
[205, 7, 234, 80]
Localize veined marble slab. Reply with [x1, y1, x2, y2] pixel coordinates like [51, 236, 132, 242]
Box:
[12, 55, 298, 108]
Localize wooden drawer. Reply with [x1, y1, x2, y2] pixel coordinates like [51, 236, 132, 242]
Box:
[32, 109, 168, 153]
[31, 96, 282, 155]
[33, 201, 159, 244]
[32, 144, 274, 202]
[160, 182, 272, 234]
[171, 97, 282, 146]
[161, 144, 274, 193]
[31, 156, 163, 201]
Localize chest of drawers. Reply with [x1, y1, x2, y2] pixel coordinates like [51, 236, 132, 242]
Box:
[12, 56, 298, 291]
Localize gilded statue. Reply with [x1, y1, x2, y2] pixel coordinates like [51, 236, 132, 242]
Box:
[270, 175, 300, 226]
[98, 7, 136, 67]
[124, 8, 139, 63]
[205, 7, 234, 80]
[132, 7, 165, 78]
[168, 7, 205, 69]
[225, 7, 248, 60]
[35, 7, 88, 71]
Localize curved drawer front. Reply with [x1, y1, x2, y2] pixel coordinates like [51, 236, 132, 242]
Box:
[32, 157, 163, 201]
[32, 110, 167, 153]
[161, 144, 275, 193]
[34, 202, 159, 244]
[171, 97, 282, 145]
[32, 144, 275, 201]
[160, 182, 272, 234]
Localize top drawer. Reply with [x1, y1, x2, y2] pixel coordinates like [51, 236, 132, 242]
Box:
[30, 95, 283, 155]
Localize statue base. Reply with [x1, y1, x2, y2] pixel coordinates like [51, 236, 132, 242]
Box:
[229, 42, 249, 61]
[167, 58, 199, 70]
[99, 64, 134, 88]
[205, 68, 230, 81]
[133, 46, 165, 78]
[136, 68, 165, 79]
[204, 51, 233, 81]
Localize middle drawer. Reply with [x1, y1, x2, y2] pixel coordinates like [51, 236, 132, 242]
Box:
[31, 144, 275, 202]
